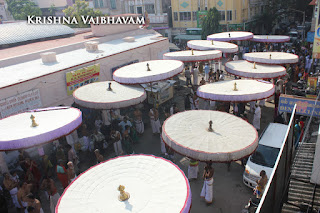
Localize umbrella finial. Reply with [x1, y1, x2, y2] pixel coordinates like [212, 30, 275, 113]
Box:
[233, 82, 238, 91]
[118, 185, 130, 201]
[147, 63, 151, 71]
[211, 40, 214, 45]
[107, 82, 112, 91]
[253, 62, 257, 69]
[30, 114, 38, 127]
[191, 49, 194, 55]
[269, 54, 272, 59]
[229, 33, 231, 38]
[208, 120, 213, 132]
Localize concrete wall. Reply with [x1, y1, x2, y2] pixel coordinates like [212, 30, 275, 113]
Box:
[91, 23, 140, 37]
[0, 38, 169, 108]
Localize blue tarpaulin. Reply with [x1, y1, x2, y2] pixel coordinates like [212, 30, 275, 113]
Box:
[307, 31, 315, 43]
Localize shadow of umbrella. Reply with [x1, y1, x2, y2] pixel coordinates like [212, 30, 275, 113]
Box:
[124, 200, 133, 211]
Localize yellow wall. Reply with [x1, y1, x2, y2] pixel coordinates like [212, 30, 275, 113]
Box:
[172, 0, 248, 28]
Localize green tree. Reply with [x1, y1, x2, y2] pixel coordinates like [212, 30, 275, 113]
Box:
[63, 0, 103, 28]
[201, 7, 220, 40]
[6, 0, 42, 20]
[49, 4, 57, 16]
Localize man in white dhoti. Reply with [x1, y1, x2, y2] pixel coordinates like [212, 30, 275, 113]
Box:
[249, 101, 255, 113]
[192, 64, 199, 86]
[110, 129, 123, 156]
[188, 159, 199, 180]
[134, 108, 144, 134]
[41, 177, 60, 213]
[149, 108, 161, 135]
[204, 63, 210, 82]
[253, 104, 261, 131]
[200, 163, 214, 204]
[259, 99, 266, 107]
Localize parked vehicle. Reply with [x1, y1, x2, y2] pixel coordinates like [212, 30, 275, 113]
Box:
[289, 31, 299, 43]
[243, 123, 288, 189]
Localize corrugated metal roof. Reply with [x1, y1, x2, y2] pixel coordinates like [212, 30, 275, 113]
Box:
[281, 142, 320, 212]
[0, 22, 74, 46]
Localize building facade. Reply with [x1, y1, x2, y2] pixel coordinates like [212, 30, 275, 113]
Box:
[90, 0, 125, 15]
[171, 0, 249, 30]
[0, 0, 8, 21]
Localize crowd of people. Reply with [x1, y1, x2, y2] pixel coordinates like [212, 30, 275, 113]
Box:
[0, 37, 315, 212]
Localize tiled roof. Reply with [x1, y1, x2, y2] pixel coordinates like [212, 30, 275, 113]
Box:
[0, 22, 74, 46]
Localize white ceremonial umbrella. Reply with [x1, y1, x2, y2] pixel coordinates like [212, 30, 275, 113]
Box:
[225, 60, 286, 79]
[187, 40, 239, 53]
[163, 50, 222, 62]
[73, 81, 146, 109]
[197, 80, 275, 102]
[207, 31, 254, 42]
[0, 107, 82, 173]
[243, 52, 299, 65]
[251, 35, 290, 43]
[56, 155, 192, 213]
[113, 60, 184, 84]
[162, 110, 258, 162]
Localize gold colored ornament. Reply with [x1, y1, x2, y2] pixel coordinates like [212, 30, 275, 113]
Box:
[191, 49, 194, 55]
[211, 40, 214, 45]
[269, 54, 272, 59]
[147, 63, 151, 71]
[253, 62, 257, 69]
[118, 185, 130, 201]
[233, 82, 238, 91]
[30, 114, 38, 127]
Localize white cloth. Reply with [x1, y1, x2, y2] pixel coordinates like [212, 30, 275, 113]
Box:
[150, 109, 161, 134]
[249, 101, 255, 112]
[243, 52, 299, 64]
[135, 119, 144, 134]
[113, 140, 123, 156]
[253, 106, 261, 130]
[188, 164, 199, 179]
[160, 135, 167, 154]
[200, 178, 214, 203]
[50, 193, 60, 213]
[101, 110, 111, 126]
[163, 50, 222, 62]
[9, 187, 19, 208]
[187, 40, 238, 53]
[70, 175, 77, 183]
[82, 136, 92, 151]
[193, 68, 199, 86]
[233, 55, 239, 61]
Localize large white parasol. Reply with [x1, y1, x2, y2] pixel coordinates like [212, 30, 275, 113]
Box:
[56, 155, 192, 213]
[113, 60, 184, 84]
[0, 107, 82, 151]
[197, 80, 275, 102]
[207, 31, 254, 42]
[187, 40, 239, 53]
[163, 50, 222, 62]
[162, 110, 258, 162]
[243, 52, 299, 64]
[73, 81, 146, 109]
[225, 60, 286, 79]
[251, 35, 290, 43]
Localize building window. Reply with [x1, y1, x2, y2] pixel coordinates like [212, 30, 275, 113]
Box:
[99, 0, 104, 8]
[94, 0, 99, 8]
[179, 12, 191, 21]
[227, 10, 232, 21]
[192, 11, 197, 21]
[130, 5, 134, 13]
[234, 10, 236, 20]
[110, 0, 116, 9]
[205, 7, 207, 11]
[219, 10, 225, 21]
[174, 12, 178, 21]
[198, 7, 200, 11]
[145, 4, 155, 14]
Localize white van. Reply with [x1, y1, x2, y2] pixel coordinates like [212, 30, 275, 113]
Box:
[243, 123, 288, 188]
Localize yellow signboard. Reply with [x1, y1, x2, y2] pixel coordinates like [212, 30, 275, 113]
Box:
[66, 64, 100, 95]
[313, 1, 320, 58]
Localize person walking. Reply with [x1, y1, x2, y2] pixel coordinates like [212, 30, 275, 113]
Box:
[253, 103, 261, 131]
[200, 163, 214, 204]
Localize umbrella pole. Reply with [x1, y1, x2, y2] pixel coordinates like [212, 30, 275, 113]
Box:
[0, 152, 9, 174]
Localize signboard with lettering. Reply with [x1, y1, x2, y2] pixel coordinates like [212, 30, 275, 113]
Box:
[313, 1, 320, 58]
[66, 64, 100, 96]
[0, 89, 42, 119]
[279, 94, 320, 117]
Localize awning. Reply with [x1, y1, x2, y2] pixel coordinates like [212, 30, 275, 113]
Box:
[174, 34, 202, 40]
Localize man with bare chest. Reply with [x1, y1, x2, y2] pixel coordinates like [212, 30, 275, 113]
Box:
[17, 182, 31, 210]
[3, 173, 19, 209]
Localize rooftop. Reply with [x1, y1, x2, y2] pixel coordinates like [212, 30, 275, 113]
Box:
[0, 33, 167, 89]
[0, 31, 95, 60]
[0, 22, 75, 47]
